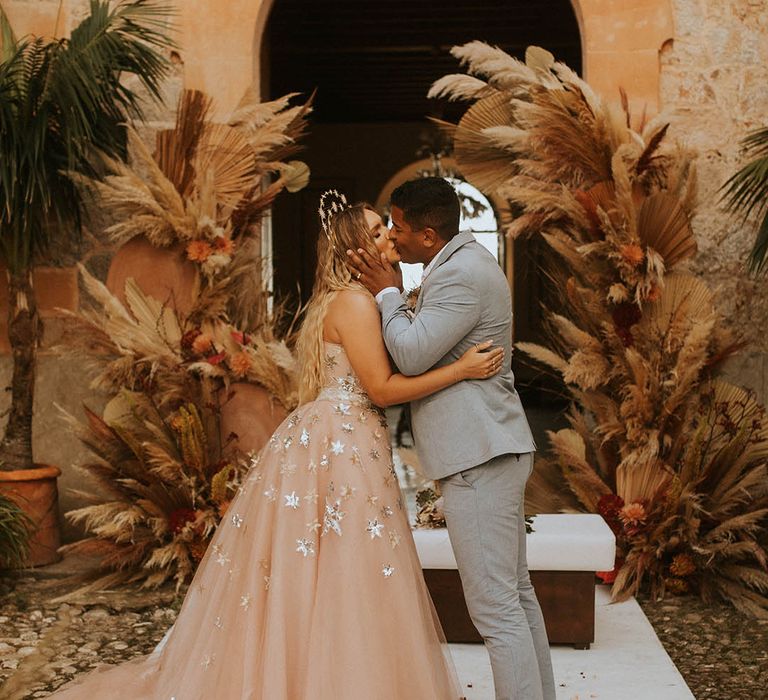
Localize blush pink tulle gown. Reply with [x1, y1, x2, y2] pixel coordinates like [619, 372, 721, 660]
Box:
[48, 342, 462, 699]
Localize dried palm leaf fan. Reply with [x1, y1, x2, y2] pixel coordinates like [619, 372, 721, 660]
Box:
[155, 90, 260, 214]
[155, 90, 212, 198]
[123, 277, 184, 349]
[700, 380, 768, 495]
[637, 192, 698, 266]
[616, 457, 671, 507]
[448, 92, 520, 191]
[195, 123, 258, 212]
[637, 272, 714, 336]
[573, 181, 619, 239]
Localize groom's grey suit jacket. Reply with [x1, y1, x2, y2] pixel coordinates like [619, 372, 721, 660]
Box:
[380, 231, 535, 480]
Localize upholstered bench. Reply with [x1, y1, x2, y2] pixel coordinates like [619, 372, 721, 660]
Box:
[412, 514, 616, 649]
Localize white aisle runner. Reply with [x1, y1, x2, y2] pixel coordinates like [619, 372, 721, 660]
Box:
[448, 586, 694, 700]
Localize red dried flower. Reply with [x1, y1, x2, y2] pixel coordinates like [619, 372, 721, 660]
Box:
[230, 330, 250, 345]
[612, 302, 642, 329]
[181, 328, 202, 351]
[206, 351, 227, 366]
[213, 236, 235, 254]
[597, 493, 625, 536]
[168, 508, 196, 535]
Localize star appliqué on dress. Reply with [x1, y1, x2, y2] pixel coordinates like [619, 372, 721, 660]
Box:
[366, 519, 384, 539]
[296, 538, 315, 557]
[322, 498, 345, 536]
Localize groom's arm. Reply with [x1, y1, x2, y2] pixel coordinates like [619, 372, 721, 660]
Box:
[379, 267, 480, 376]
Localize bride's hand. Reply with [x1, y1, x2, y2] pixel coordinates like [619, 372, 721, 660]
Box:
[456, 341, 504, 380]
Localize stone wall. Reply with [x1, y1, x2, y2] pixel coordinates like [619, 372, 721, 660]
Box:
[660, 0, 768, 399]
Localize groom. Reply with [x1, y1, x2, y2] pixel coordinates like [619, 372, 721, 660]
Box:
[347, 177, 555, 700]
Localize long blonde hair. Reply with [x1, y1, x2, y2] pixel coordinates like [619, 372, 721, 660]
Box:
[296, 202, 380, 403]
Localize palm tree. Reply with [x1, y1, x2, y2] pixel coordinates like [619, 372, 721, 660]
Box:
[721, 126, 768, 274]
[0, 0, 173, 472]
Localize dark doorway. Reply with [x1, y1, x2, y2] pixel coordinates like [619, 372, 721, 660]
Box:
[264, 0, 581, 418]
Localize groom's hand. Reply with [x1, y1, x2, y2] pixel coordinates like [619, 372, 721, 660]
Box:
[346, 248, 399, 296]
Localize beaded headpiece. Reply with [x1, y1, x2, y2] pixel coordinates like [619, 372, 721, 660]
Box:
[318, 189, 350, 246]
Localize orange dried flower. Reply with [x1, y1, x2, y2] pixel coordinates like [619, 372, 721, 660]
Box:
[213, 236, 235, 255]
[229, 351, 252, 378]
[187, 240, 213, 262]
[646, 284, 662, 302]
[665, 576, 690, 595]
[619, 501, 647, 526]
[670, 552, 696, 578]
[192, 333, 214, 355]
[620, 244, 645, 267]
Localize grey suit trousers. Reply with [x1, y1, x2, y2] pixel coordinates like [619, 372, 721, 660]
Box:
[440, 453, 556, 700]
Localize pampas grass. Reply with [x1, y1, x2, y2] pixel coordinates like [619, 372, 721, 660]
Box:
[436, 42, 768, 615]
[55, 88, 310, 590]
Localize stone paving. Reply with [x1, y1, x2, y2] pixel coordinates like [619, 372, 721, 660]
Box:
[0, 561, 767, 699]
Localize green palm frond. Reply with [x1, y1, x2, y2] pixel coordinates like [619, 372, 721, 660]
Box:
[721, 125, 768, 274]
[0, 0, 174, 273]
[0, 491, 34, 568]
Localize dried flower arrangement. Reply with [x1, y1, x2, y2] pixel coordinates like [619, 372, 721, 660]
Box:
[431, 43, 768, 616]
[55, 88, 311, 590]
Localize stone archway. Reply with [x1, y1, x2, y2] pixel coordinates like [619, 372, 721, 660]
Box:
[1, 0, 676, 134]
[247, 0, 674, 114]
[172, 0, 676, 115]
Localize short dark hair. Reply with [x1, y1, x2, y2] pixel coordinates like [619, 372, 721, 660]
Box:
[390, 177, 460, 241]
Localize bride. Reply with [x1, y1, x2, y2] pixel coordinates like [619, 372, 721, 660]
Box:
[45, 191, 503, 699]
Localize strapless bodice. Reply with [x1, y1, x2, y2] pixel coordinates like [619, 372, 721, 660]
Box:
[317, 341, 375, 409]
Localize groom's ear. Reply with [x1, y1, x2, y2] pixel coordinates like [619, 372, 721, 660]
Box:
[422, 227, 439, 248]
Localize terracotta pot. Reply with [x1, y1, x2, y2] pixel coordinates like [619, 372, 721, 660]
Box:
[0, 464, 62, 567]
[219, 383, 288, 456]
[106, 235, 197, 316]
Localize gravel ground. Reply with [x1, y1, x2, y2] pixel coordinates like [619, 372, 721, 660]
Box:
[637, 594, 768, 700]
[0, 572, 180, 699]
[0, 565, 766, 699]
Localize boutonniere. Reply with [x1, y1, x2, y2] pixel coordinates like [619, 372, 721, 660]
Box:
[405, 285, 421, 314]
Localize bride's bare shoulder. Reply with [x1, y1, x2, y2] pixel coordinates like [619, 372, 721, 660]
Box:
[329, 289, 378, 316]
